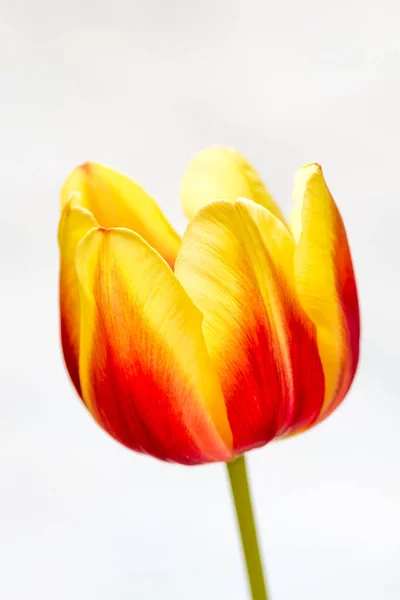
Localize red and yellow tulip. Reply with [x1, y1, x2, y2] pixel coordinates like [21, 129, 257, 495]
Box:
[59, 147, 359, 465]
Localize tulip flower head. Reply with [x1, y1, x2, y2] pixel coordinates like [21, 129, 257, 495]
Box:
[59, 148, 359, 465]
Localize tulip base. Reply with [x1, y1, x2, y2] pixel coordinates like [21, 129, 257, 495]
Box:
[226, 455, 269, 600]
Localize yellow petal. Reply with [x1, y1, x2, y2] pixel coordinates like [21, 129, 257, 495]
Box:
[61, 162, 181, 269]
[180, 146, 285, 223]
[58, 202, 98, 395]
[74, 227, 233, 464]
[175, 200, 324, 452]
[291, 164, 360, 420]
[242, 198, 294, 283]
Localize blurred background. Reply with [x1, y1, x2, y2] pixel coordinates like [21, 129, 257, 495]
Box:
[1, 0, 399, 598]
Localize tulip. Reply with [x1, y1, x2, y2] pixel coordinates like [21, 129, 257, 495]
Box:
[59, 148, 359, 462]
[58, 148, 359, 599]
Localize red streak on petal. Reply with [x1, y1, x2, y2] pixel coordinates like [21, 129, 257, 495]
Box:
[221, 261, 325, 454]
[59, 279, 82, 397]
[324, 208, 360, 418]
[84, 263, 230, 465]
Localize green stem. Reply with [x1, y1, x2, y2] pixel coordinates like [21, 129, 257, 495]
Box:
[226, 455, 269, 600]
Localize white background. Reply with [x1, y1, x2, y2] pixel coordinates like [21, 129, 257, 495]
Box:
[1, 1, 399, 598]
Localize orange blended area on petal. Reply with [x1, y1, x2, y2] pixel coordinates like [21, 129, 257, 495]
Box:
[75, 227, 233, 465]
[61, 162, 181, 269]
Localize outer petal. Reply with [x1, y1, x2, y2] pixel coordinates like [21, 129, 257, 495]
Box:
[61, 162, 181, 269]
[75, 227, 233, 465]
[58, 201, 98, 395]
[291, 164, 360, 421]
[175, 200, 324, 453]
[180, 146, 285, 223]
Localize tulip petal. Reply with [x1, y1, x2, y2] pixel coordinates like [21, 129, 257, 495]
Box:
[175, 201, 324, 452]
[58, 202, 98, 395]
[75, 227, 233, 464]
[291, 164, 360, 421]
[62, 162, 181, 269]
[180, 146, 285, 223]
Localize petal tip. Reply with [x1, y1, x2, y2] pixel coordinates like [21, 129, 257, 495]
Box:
[293, 163, 326, 206]
[297, 162, 323, 178]
[79, 161, 92, 173]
